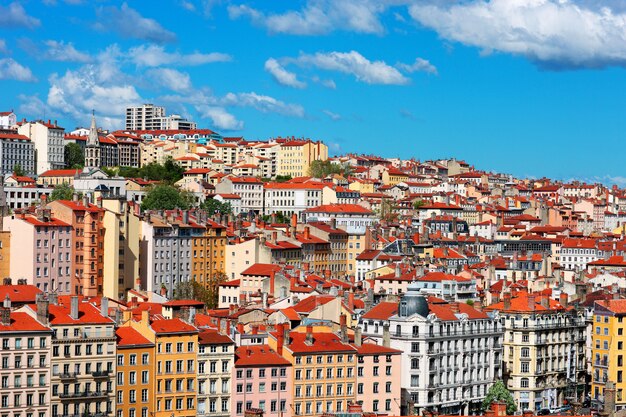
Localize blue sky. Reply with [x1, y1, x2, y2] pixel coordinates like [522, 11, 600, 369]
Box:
[2, 1, 626, 183]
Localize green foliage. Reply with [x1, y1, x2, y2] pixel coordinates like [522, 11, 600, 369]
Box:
[413, 199, 427, 210]
[49, 183, 75, 202]
[466, 299, 475, 306]
[141, 184, 192, 211]
[274, 175, 292, 183]
[64, 143, 84, 168]
[173, 272, 229, 309]
[201, 198, 232, 215]
[100, 167, 117, 177]
[308, 160, 352, 178]
[117, 157, 185, 183]
[482, 381, 517, 414]
[12, 164, 25, 177]
[261, 212, 290, 224]
[378, 199, 400, 222]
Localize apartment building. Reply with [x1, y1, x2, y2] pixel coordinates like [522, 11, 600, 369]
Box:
[0, 131, 35, 176]
[215, 177, 264, 214]
[18, 120, 65, 175]
[355, 342, 402, 415]
[361, 284, 503, 415]
[276, 139, 328, 178]
[232, 344, 292, 417]
[125, 104, 197, 131]
[269, 323, 357, 416]
[486, 291, 586, 411]
[4, 209, 74, 294]
[48, 199, 105, 297]
[197, 329, 235, 417]
[591, 298, 626, 410]
[32, 296, 117, 417]
[192, 218, 227, 292]
[0, 297, 53, 417]
[115, 326, 156, 417]
[263, 182, 324, 216]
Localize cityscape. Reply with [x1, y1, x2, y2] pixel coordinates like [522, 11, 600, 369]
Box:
[1, 2, 626, 417]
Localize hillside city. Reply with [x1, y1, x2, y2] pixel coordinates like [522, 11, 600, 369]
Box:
[0, 105, 624, 417]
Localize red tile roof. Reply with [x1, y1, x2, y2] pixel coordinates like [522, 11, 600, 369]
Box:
[0, 285, 42, 303]
[46, 298, 114, 325]
[292, 295, 335, 313]
[0, 312, 51, 333]
[116, 326, 154, 347]
[241, 263, 282, 276]
[0, 133, 30, 141]
[198, 328, 234, 345]
[287, 331, 356, 354]
[151, 318, 198, 334]
[361, 302, 398, 320]
[39, 169, 81, 177]
[356, 342, 402, 355]
[235, 345, 291, 366]
[304, 204, 373, 215]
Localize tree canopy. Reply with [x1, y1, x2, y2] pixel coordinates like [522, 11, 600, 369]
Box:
[308, 160, 352, 178]
[173, 272, 229, 309]
[201, 198, 232, 216]
[64, 143, 84, 168]
[49, 183, 75, 202]
[12, 164, 25, 177]
[118, 157, 185, 183]
[140, 184, 192, 211]
[482, 381, 517, 414]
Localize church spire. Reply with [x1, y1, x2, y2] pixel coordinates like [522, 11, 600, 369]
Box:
[84, 110, 101, 169]
[87, 110, 99, 147]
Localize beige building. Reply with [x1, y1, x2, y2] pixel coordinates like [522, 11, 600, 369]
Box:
[276, 139, 328, 178]
[101, 199, 141, 300]
[18, 120, 65, 175]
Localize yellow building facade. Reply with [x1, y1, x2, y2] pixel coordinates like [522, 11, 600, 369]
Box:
[192, 220, 227, 291]
[276, 140, 328, 178]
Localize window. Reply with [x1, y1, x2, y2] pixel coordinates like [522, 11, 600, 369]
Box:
[521, 362, 530, 373]
[521, 378, 529, 388]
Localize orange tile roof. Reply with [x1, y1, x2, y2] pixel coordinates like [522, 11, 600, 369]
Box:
[150, 318, 198, 334]
[116, 326, 154, 347]
[39, 169, 81, 177]
[198, 328, 234, 345]
[356, 342, 402, 355]
[304, 203, 373, 215]
[241, 263, 282, 276]
[46, 298, 114, 325]
[287, 331, 356, 354]
[235, 345, 291, 366]
[0, 312, 51, 333]
[361, 301, 398, 320]
[0, 285, 42, 303]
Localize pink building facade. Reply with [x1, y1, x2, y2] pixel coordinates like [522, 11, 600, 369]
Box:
[232, 345, 292, 417]
[356, 343, 402, 415]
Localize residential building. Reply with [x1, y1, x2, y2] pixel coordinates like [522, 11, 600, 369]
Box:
[192, 218, 227, 292]
[48, 198, 105, 296]
[591, 298, 626, 410]
[232, 344, 292, 417]
[360, 284, 503, 415]
[0, 131, 35, 176]
[125, 104, 197, 131]
[4, 209, 74, 294]
[276, 139, 328, 178]
[0, 297, 53, 417]
[18, 120, 65, 175]
[355, 342, 402, 415]
[215, 177, 264, 214]
[115, 326, 156, 417]
[263, 182, 324, 216]
[197, 329, 235, 417]
[485, 291, 586, 411]
[0, 111, 16, 128]
[268, 323, 357, 416]
[34, 295, 117, 417]
[303, 204, 376, 235]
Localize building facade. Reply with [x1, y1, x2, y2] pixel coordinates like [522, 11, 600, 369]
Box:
[197, 329, 235, 417]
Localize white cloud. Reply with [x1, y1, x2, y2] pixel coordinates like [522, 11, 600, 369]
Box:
[180, 1, 196, 11]
[0, 40, 7, 55]
[129, 44, 232, 67]
[46, 48, 140, 128]
[43, 40, 91, 63]
[397, 57, 438, 75]
[408, 0, 626, 68]
[293, 50, 409, 85]
[0, 58, 37, 82]
[0, 3, 40, 29]
[147, 68, 193, 93]
[228, 0, 391, 35]
[221, 92, 305, 117]
[196, 105, 244, 130]
[323, 110, 341, 121]
[95, 3, 176, 44]
[264, 58, 306, 89]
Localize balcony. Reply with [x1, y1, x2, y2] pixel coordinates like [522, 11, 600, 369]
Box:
[92, 371, 110, 378]
[59, 372, 77, 380]
[59, 391, 110, 400]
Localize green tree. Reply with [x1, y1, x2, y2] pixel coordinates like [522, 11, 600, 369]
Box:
[308, 160, 352, 178]
[274, 175, 292, 183]
[64, 143, 84, 168]
[413, 199, 427, 210]
[173, 272, 228, 309]
[141, 184, 192, 211]
[12, 164, 25, 177]
[201, 198, 232, 215]
[378, 199, 400, 222]
[100, 167, 117, 177]
[482, 381, 517, 414]
[49, 183, 75, 202]
[118, 166, 141, 178]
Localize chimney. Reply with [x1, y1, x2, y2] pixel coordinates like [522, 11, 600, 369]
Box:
[605, 381, 616, 417]
[135, 277, 141, 291]
[304, 226, 310, 240]
[522, 410, 533, 417]
[450, 302, 460, 314]
[348, 291, 355, 311]
[276, 323, 285, 355]
[492, 401, 507, 417]
[262, 292, 268, 309]
[70, 296, 79, 320]
[0, 307, 9, 326]
[503, 292, 511, 310]
[2, 295, 9, 309]
[101, 297, 109, 318]
[36, 294, 49, 326]
[395, 263, 401, 278]
[559, 292, 568, 307]
[229, 304, 237, 316]
[305, 324, 314, 344]
[528, 294, 536, 311]
[141, 310, 149, 326]
[183, 210, 189, 224]
[340, 313, 348, 343]
[354, 326, 362, 346]
[2, 277, 11, 286]
[383, 323, 390, 347]
[237, 322, 244, 334]
[82, 194, 90, 207]
[331, 218, 337, 230]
